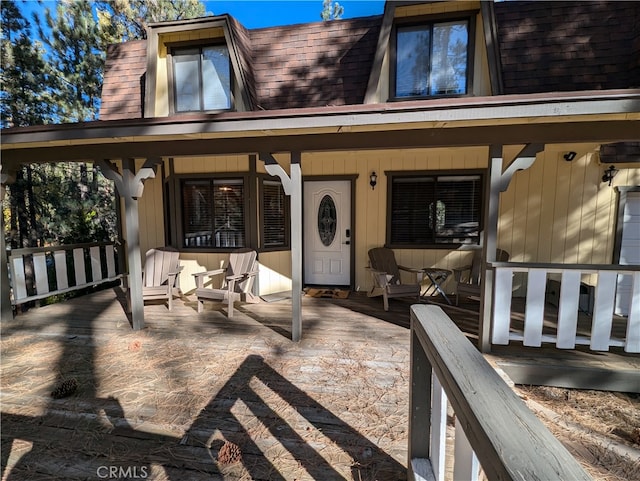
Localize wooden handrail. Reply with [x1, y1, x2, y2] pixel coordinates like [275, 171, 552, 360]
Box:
[9, 241, 117, 257]
[409, 305, 592, 481]
[489, 261, 640, 273]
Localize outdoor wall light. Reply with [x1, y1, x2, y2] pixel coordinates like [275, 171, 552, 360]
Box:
[563, 151, 577, 161]
[370, 171, 378, 190]
[601, 165, 619, 186]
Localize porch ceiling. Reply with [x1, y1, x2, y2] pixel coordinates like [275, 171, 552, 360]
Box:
[2, 89, 639, 163]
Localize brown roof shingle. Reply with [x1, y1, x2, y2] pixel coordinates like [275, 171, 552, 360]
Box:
[99, 40, 146, 121]
[495, 1, 640, 94]
[250, 16, 380, 110]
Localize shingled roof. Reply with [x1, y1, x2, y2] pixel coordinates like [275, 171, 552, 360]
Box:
[100, 40, 146, 121]
[249, 16, 380, 110]
[495, 1, 640, 94]
[99, 2, 640, 121]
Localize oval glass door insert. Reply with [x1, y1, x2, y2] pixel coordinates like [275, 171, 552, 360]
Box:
[318, 194, 337, 246]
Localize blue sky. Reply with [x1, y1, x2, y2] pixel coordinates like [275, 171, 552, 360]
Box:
[206, 1, 384, 28]
[19, 0, 385, 29]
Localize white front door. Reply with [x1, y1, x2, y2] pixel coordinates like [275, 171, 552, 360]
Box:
[615, 191, 640, 316]
[304, 180, 351, 285]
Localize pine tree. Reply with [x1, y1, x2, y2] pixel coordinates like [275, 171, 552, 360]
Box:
[321, 0, 344, 21]
[96, 0, 208, 41]
[33, 0, 105, 122]
[0, 0, 55, 127]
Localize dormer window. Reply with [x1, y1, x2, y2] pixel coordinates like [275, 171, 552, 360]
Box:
[171, 44, 231, 112]
[393, 18, 470, 99]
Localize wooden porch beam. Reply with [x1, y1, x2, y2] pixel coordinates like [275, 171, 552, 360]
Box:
[96, 158, 162, 330]
[260, 152, 303, 342]
[4, 120, 638, 164]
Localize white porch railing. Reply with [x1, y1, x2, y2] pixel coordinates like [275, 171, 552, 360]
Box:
[409, 305, 592, 481]
[491, 262, 640, 353]
[8, 242, 122, 306]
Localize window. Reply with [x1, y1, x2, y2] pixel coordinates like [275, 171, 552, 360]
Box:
[172, 45, 231, 112]
[387, 173, 482, 247]
[181, 178, 245, 248]
[261, 180, 289, 249]
[394, 19, 469, 98]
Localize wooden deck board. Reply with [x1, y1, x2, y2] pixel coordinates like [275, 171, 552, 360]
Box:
[1, 288, 411, 481]
[2, 287, 638, 480]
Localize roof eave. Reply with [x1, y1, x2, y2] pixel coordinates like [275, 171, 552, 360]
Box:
[4, 89, 639, 147]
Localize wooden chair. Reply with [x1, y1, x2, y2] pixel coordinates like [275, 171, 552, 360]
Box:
[193, 248, 260, 317]
[367, 247, 422, 311]
[142, 247, 183, 311]
[454, 248, 510, 305]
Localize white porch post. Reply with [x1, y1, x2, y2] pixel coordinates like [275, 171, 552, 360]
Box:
[480, 144, 543, 352]
[0, 166, 16, 321]
[480, 146, 503, 352]
[96, 158, 161, 330]
[260, 152, 303, 341]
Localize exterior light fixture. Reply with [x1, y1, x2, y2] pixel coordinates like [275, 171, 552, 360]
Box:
[563, 151, 577, 161]
[601, 165, 619, 186]
[369, 171, 377, 190]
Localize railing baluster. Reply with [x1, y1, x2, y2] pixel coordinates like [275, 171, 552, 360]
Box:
[106, 244, 117, 278]
[523, 268, 547, 347]
[73, 248, 86, 286]
[430, 373, 447, 481]
[54, 250, 69, 290]
[90, 246, 102, 282]
[492, 267, 513, 345]
[11, 256, 27, 301]
[625, 272, 640, 353]
[591, 271, 617, 351]
[557, 270, 581, 349]
[453, 419, 480, 481]
[33, 252, 49, 296]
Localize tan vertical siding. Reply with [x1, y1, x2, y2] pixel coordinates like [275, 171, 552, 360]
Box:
[134, 147, 639, 298]
[136, 159, 165, 257]
[497, 147, 639, 293]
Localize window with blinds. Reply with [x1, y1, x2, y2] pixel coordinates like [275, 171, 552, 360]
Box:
[388, 173, 482, 247]
[181, 179, 245, 248]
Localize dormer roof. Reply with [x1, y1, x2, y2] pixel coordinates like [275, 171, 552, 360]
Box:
[99, 1, 640, 121]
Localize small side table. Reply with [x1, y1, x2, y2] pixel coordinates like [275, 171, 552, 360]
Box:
[421, 268, 453, 305]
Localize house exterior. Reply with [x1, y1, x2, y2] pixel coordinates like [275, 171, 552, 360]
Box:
[2, 1, 639, 346]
